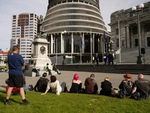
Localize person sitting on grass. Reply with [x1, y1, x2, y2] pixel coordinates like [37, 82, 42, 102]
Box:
[130, 74, 150, 100]
[118, 73, 134, 98]
[99, 77, 112, 96]
[84, 74, 98, 94]
[70, 74, 82, 93]
[41, 75, 67, 95]
[34, 72, 49, 93]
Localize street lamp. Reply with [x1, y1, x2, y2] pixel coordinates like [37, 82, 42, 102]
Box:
[132, 4, 144, 64]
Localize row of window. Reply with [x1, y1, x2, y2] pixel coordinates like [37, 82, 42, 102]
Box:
[45, 21, 103, 29]
[44, 26, 104, 33]
[48, 0, 98, 9]
[48, 2, 99, 14]
[46, 9, 101, 20]
[44, 15, 104, 25]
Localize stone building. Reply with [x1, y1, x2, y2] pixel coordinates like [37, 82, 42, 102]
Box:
[42, 0, 109, 64]
[109, 2, 150, 52]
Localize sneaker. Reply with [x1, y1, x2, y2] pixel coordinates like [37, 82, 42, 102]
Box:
[21, 99, 29, 105]
[4, 100, 11, 105]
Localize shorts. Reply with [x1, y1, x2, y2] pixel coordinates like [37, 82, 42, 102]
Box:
[8, 75, 24, 88]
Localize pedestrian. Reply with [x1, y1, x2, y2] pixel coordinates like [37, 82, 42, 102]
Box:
[4, 45, 29, 105]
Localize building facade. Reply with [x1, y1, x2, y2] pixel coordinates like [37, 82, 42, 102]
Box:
[43, 0, 109, 64]
[0, 51, 8, 66]
[10, 13, 39, 63]
[109, 2, 150, 51]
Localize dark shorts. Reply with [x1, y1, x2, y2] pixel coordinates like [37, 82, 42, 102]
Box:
[8, 75, 24, 88]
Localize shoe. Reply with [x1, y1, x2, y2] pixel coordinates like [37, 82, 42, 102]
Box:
[4, 100, 11, 105]
[21, 99, 29, 105]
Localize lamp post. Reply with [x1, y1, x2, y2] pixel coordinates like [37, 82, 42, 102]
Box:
[132, 4, 144, 64]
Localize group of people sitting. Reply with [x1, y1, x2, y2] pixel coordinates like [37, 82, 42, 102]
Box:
[100, 73, 150, 100]
[34, 73, 98, 95]
[33, 72, 150, 100]
[5, 72, 150, 100]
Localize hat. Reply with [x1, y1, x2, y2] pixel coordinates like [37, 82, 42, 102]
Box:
[123, 74, 132, 79]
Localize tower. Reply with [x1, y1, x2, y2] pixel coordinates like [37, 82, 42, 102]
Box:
[43, 0, 108, 64]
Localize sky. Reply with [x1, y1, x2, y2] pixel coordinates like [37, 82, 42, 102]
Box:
[0, 0, 149, 50]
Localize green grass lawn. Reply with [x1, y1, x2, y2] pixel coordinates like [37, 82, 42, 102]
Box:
[0, 90, 150, 113]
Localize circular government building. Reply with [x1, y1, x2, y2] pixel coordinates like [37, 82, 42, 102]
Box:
[43, 0, 109, 64]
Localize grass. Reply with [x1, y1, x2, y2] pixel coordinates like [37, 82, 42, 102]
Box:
[0, 90, 150, 113]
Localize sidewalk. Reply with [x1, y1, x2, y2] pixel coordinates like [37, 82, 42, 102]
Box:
[1, 71, 150, 91]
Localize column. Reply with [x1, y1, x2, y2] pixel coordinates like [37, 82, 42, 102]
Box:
[71, 33, 73, 53]
[92, 33, 95, 54]
[61, 33, 64, 53]
[126, 25, 130, 48]
[51, 34, 53, 54]
[82, 33, 84, 53]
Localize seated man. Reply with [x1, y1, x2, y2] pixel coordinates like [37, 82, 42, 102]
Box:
[84, 74, 98, 94]
[131, 74, 150, 100]
[34, 73, 49, 92]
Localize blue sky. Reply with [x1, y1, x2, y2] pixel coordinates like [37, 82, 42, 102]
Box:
[0, 0, 149, 50]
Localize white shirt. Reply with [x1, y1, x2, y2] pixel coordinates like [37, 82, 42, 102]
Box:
[46, 80, 62, 95]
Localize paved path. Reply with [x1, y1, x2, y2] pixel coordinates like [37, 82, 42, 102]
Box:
[1, 71, 150, 91]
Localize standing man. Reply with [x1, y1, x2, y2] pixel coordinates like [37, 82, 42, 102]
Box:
[4, 45, 29, 105]
[131, 74, 150, 100]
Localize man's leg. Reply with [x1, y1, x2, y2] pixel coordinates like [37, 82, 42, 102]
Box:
[20, 87, 29, 105]
[20, 87, 25, 100]
[5, 87, 13, 105]
[61, 82, 66, 92]
[6, 87, 13, 99]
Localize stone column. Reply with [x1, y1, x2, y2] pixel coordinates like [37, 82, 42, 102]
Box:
[71, 33, 74, 53]
[51, 34, 53, 53]
[61, 33, 64, 53]
[126, 25, 130, 48]
[92, 33, 95, 54]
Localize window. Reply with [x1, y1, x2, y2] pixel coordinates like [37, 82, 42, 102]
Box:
[135, 39, 138, 47]
[147, 37, 150, 47]
[116, 39, 119, 47]
[116, 28, 119, 35]
[133, 26, 138, 34]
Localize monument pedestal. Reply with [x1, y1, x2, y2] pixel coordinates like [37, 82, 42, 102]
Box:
[24, 33, 53, 77]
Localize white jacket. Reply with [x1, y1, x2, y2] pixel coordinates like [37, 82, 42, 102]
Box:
[46, 80, 62, 95]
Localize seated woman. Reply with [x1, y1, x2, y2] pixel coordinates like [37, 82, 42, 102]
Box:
[41, 75, 66, 95]
[118, 73, 134, 98]
[99, 77, 112, 96]
[70, 74, 82, 93]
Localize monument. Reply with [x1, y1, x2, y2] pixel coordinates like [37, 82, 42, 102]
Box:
[24, 33, 53, 77]
[31, 33, 52, 70]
